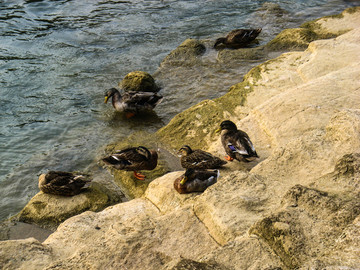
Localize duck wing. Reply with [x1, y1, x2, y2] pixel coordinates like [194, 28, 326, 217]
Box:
[122, 91, 163, 108]
[225, 130, 258, 158]
[228, 29, 262, 44]
[102, 147, 149, 170]
[181, 150, 226, 169]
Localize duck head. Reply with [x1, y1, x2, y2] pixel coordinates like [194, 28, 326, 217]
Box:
[214, 37, 227, 48]
[216, 120, 237, 133]
[104, 88, 119, 103]
[178, 145, 193, 157]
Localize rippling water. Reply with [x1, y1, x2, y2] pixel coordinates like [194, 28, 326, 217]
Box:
[0, 0, 357, 220]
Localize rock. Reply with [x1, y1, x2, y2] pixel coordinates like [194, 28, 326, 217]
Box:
[265, 28, 318, 51]
[120, 71, 160, 92]
[301, 7, 360, 39]
[250, 184, 360, 269]
[16, 181, 122, 230]
[0, 238, 53, 270]
[160, 39, 206, 67]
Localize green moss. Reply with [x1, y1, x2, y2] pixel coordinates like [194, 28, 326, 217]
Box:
[120, 71, 160, 92]
[344, 6, 360, 14]
[265, 28, 318, 51]
[156, 100, 227, 150]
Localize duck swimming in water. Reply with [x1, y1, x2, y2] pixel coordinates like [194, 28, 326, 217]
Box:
[38, 171, 92, 196]
[178, 145, 227, 169]
[216, 120, 259, 162]
[214, 28, 262, 49]
[102, 146, 158, 180]
[173, 168, 219, 194]
[104, 88, 163, 118]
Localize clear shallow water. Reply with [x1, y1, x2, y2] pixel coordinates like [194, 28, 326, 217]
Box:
[0, 0, 358, 220]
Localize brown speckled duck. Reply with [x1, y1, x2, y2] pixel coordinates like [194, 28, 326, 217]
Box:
[214, 28, 262, 48]
[104, 88, 163, 118]
[38, 171, 92, 196]
[102, 146, 158, 180]
[178, 145, 227, 169]
[216, 120, 259, 162]
[174, 168, 219, 194]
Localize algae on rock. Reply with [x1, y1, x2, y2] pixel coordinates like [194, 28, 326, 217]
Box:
[16, 181, 121, 230]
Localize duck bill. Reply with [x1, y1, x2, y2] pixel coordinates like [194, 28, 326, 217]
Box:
[180, 176, 188, 185]
[215, 127, 222, 133]
[104, 96, 109, 104]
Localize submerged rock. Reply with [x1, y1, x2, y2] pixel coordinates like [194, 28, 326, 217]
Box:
[160, 39, 206, 67]
[120, 71, 160, 92]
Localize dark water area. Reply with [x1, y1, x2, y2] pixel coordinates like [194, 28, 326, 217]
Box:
[0, 0, 358, 220]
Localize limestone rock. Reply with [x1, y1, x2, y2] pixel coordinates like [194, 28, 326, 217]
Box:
[16, 181, 122, 230]
[0, 238, 53, 270]
[120, 71, 160, 92]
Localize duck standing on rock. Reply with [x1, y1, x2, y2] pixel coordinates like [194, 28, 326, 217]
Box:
[216, 120, 259, 162]
[104, 88, 163, 118]
[214, 28, 262, 49]
[38, 171, 92, 196]
[174, 168, 219, 194]
[178, 145, 227, 169]
[101, 146, 158, 180]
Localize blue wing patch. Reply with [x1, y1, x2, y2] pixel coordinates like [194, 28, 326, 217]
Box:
[228, 144, 237, 152]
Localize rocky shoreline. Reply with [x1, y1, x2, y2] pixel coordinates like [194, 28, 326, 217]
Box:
[1, 7, 360, 269]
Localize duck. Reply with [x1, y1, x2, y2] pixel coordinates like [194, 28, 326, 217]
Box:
[101, 146, 158, 180]
[173, 168, 219, 194]
[104, 88, 163, 118]
[178, 145, 227, 169]
[216, 120, 259, 162]
[38, 171, 92, 196]
[214, 28, 262, 49]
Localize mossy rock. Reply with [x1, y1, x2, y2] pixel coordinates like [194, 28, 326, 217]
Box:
[16, 182, 121, 230]
[156, 99, 229, 150]
[301, 7, 360, 39]
[101, 132, 171, 199]
[265, 28, 318, 51]
[120, 71, 160, 92]
[161, 39, 206, 67]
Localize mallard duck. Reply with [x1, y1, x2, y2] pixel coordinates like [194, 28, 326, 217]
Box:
[38, 171, 92, 196]
[101, 146, 158, 180]
[216, 120, 259, 162]
[214, 28, 262, 48]
[104, 88, 163, 117]
[178, 145, 227, 169]
[174, 168, 219, 194]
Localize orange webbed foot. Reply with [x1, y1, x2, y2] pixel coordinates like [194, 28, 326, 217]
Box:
[125, 112, 136, 119]
[134, 171, 146, 180]
[225, 155, 234, 161]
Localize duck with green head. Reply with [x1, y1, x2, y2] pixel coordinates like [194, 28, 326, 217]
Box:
[216, 120, 259, 162]
[174, 168, 219, 194]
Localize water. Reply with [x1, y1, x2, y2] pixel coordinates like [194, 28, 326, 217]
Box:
[0, 0, 358, 221]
